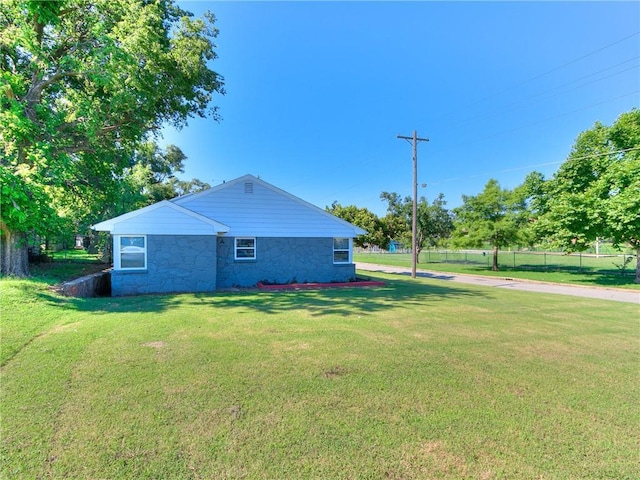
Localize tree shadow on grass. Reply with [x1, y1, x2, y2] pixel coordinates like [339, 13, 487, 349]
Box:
[497, 265, 639, 289]
[413, 261, 639, 290]
[578, 276, 640, 288]
[56, 272, 485, 316]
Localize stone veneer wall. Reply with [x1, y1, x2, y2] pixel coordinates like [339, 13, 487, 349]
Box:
[111, 235, 217, 296]
[216, 237, 356, 288]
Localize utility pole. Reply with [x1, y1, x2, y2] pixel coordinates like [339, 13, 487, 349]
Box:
[397, 130, 429, 278]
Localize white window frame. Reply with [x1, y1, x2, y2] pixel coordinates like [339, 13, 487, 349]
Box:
[234, 237, 256, 260]
[115, 235, 147, 270]
[333, 237, 351, 264]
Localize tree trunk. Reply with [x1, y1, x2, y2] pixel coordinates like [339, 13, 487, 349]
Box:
[492, 244, 499, 271]
[635, 249, 640, 284]
[0, 222, 30, 277]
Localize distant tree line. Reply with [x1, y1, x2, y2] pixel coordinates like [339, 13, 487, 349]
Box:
[328, 109, 640, 283]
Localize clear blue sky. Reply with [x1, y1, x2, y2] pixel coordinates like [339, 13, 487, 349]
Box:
[162, 1, 640, 216]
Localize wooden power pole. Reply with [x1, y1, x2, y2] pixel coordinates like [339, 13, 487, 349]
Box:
[397, 130, 429, 278]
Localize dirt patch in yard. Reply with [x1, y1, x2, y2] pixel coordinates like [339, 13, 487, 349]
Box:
[141, 341, 166, 349]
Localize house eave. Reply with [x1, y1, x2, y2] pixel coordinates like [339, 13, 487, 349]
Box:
[91, 200, 230, 234]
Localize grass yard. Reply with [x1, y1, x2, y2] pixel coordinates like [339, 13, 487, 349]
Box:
[355, 252, 640, 290]
[1, 270, 638, 479]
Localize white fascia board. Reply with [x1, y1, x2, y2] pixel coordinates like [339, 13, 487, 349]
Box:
[91, 200, 230, 234]
[91, 219, 115, 232]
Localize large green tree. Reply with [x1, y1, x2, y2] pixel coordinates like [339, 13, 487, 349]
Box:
[379, 191, 411, 250]
[115, 142, 210, 216]
[419, 193, 455, 250]
[531, 109, 640, 282]
[1, 0, 223, 276]
[380, 191, 454, 260]
[326, 202, 389, 249]
[452, 179, 528, 271]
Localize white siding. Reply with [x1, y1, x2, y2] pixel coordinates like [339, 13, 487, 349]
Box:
[111, 205, 221, 235]
[93, 175, 365, 238]
[175, 177, 364, 238]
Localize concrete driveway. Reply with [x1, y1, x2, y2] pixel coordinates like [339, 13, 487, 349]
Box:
[356, 262, 640, 305]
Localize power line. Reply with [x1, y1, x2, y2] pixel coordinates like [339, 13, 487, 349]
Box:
[494, 31, 640, 94]
[446, 59, 639, 132]
[429, 89, 640, 158]
[306, 35, 639, 213]
[517, 57, 639, 105]
[434, 31, 640, 125]
[428, 146, 640, 186]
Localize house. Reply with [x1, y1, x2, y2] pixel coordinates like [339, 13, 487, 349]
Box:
[92, 174, 366, 296]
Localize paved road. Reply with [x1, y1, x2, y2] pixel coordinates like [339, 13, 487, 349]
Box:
[356, 262, 640, 305]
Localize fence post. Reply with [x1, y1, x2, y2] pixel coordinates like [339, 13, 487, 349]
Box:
[514, 251, 516, 268]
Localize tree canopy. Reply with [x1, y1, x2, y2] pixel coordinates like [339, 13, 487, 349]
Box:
[0, 0, 224, 275]
[326, 202, 389, 249]
[115, 142, 210, 216]
[418, 193, 455, 250]
[530, 108, 640, 282]
[452, 179, 528, 270]
[379, 191, 454, 260]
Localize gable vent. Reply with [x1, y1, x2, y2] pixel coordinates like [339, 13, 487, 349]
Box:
[244, 182, 254, 194]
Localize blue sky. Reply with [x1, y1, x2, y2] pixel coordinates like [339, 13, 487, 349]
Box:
[162, 1, 640, 216]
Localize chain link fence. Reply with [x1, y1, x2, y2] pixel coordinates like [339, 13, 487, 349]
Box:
[355, 248, 637, 275]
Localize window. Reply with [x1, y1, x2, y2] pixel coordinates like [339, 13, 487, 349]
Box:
[117, 235, 146, 270]
[333, 237, 351, 264]
[235, 237, 256, 260]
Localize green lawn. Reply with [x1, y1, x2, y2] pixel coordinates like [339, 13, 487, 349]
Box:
[355, 252, 640, 290]
[1, 271, 638, 479]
